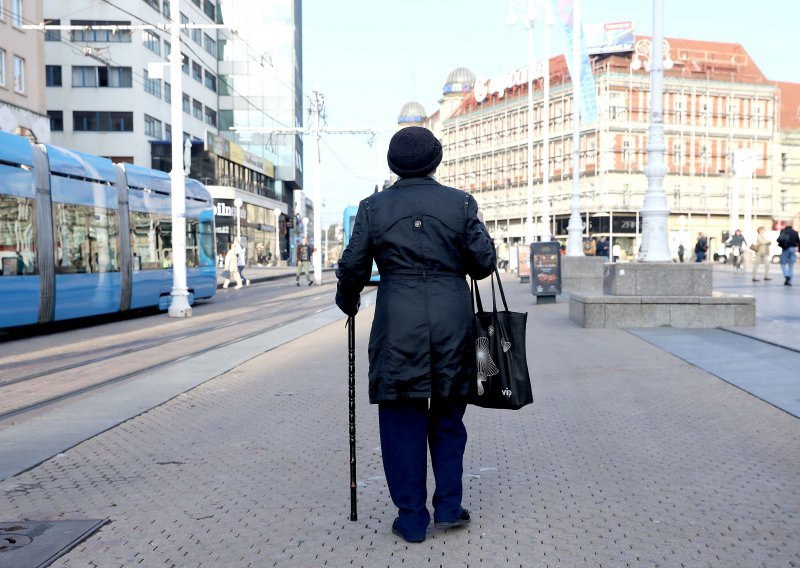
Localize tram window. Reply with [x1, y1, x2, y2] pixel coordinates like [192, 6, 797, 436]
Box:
[199, 219, 214, 267]
[185, 219, 199, 268]
[54, 203, 119, 274]
[0, 195, 37, 276]
[130, 210, 163, 270]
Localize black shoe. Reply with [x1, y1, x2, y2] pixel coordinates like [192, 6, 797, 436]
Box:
[391, 519, 424, 543]
[752, 278, 760, 282]
[785, 277, 791, 286]
[434, 508, 471, 530]
[765, 277, 773, 280]
[308, 281, 313, 286]
[296, 282, 300, 286]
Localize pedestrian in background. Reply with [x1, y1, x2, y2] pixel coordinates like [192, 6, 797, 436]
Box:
[583, 234, 597, 256]
[727, 229, 747, 272]
[777, 224, 799, 286]
[235, 237, 249, 286]
[336, 126, 496, 544]
[296, 237, 313, 286]
[612, 242, 621, 262]
[695, 232, 708, 262]
[597, 236, 609, 259]
[677, 243, 685, 263]
[751, 226, 772, 282]
[222, 245, 242, 289]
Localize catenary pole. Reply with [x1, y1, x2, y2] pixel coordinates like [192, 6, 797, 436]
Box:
[638, 0, 673, 261]
[167, 0, 192, 317]
[566, 0, 584, 255]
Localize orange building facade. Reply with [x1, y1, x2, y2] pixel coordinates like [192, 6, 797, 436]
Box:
[408, 37, 800, 260]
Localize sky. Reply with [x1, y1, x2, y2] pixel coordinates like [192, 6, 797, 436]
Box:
[301, 0, 800, 227]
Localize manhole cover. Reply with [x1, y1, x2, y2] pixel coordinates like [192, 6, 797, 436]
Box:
[0, 519, 107, 568]
[0, 532, 33, 550]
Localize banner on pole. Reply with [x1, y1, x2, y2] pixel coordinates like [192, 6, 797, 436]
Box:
[553, 0, 599, 124]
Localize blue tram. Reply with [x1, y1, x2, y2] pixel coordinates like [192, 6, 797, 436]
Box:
[0, 131, 216, 329]
[342, 204, 379, 283]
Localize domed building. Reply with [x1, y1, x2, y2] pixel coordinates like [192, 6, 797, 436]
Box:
[442, 67, 476, 95]
[440, 67, 476, 122]
[397, 101, 427, 126]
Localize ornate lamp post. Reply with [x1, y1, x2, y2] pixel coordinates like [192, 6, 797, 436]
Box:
[632, 0, 674, 261]
[507, 0, 537, 244]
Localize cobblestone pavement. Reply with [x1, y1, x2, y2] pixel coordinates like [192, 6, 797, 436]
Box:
[1, 281, 799, 567]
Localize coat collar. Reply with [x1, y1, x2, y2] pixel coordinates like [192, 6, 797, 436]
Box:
[389, 176, 438, 189]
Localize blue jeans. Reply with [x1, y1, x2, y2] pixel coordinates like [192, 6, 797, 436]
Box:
[695, 251, 706, 262]
[378, 398, 468, 540]
[780, 248, 796, 279]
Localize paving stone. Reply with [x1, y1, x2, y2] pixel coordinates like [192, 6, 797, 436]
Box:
[0, 283, 798, 566]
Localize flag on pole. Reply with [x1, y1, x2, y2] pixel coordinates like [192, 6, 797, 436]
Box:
[553, 0, 599, 124]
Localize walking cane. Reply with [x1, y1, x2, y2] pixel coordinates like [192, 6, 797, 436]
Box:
[347, 315, 358, 521]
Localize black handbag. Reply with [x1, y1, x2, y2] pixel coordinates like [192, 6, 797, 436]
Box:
[470, 268, 533, 410]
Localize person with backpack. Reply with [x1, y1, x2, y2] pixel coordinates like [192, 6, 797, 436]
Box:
[777, 224, 799, 286]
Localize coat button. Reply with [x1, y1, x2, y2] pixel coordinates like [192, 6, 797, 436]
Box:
[414, 220, 422, 228]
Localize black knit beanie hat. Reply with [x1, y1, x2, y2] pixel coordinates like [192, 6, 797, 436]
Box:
[387, 126, 443, 178]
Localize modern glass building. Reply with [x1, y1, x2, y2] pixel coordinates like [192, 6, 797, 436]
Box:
[217, 0, 303, 195]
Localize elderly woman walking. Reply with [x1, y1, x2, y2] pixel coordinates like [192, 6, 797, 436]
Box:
[335, 127, 496, 543]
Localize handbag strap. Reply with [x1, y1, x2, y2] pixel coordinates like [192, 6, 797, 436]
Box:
[472, 267, 510, 314]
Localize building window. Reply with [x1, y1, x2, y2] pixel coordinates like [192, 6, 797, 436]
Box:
[182, 93, 190, 113]
[192, 99, 202, 120]
[143, 0, 159, 11]
[165, 123, 172, 140]
[192, 27, 202, 45]
[11, 0, 22, 27]
[673, 142, 683, 166]
[674, 97, 685, 124]
[192, 61, 202, 82]
[0, 0, 4, 21]
[204, 106, 216, 126]
[71, 20, 132, 42]
[164, 41, 171, 59]
[72, 66, 132, 88]
[49, 110, 63, 131]
[143, 69, 162, 98]
[203, 33, 216, 56]
[218, 75, 231, 96]
[44, 19, 61, 41]
[622, 139, 632, 164]
[700, 102, 709, 126]
[204, 70, 216, 92]
[164, 81, 171, 103]
[13, 56, 24, 93]
[162, 0, 170, 18]
[143, 30, 161, 55]
[180, 13, 189, 36]
[144, 114, 162, 138]
[73, 111, 134, 132]
[0, 50, 6, 87]
[191, 0, 200, 6]
[46, 65, 62, 86]
[203, 0, 215, 20]
[181, 54, 189, 75]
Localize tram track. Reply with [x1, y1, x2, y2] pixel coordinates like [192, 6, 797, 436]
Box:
[0, 282, 365, 424]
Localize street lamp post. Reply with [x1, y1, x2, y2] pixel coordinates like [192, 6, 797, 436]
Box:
[273, 208, 281, 266]
[565, 0, 584, 256]
[167, 0, 191, 318]
[234, 197, 243, 239]
[633, 0, 674, 261]
[507, 0, 537, 244]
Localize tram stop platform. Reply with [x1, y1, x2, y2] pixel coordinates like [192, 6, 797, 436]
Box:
[1, 273, 798, 567]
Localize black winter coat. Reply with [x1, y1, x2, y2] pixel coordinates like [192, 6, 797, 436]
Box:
[336, 177, 496, 403]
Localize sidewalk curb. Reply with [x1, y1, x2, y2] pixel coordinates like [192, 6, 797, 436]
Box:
[216, 268, 336, 289]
